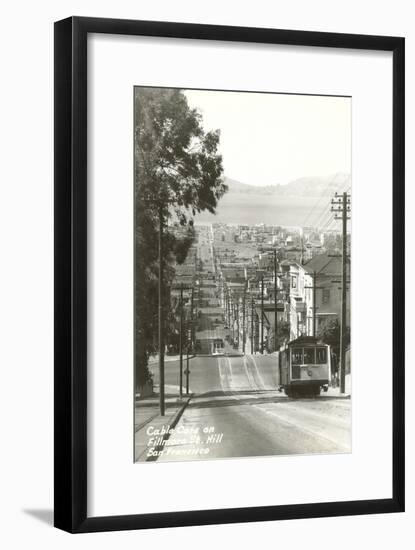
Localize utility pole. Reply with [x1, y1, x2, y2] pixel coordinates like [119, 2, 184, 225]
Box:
[233, 300, 237, 345]
[261, 276, 264, 354]
[172, 284, 193, 396]
[242, 284, 246, 354]
[305, 270, 325, 337]
[300, 231, 304, 265]
[307, 270, 317, 337]
[186, 348, 190, 394]
[179, 284, 184, 399]
[332, 192, 351, 394]
[251, 297, 255, 354]
[158, 206, 165, 416]
[274, 249, 278, 351]
[228, 291, 232, 339]
[313, 270, 316, 336]
[190, 286, 194, 352]
[226, 289, 231, 327]
[236, 300, 239, 349]
[228, 290, 231, 328]
[186, 312, 190, 396]
[224, 285, 227, 324]
[185, 349, 190, 395]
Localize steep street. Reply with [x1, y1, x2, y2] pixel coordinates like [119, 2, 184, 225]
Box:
[147, 354, 350, 461]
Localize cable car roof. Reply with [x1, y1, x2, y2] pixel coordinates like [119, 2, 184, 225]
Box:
[287, 336, 326, 347]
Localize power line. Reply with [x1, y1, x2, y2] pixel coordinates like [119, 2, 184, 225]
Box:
[302, 174, 351, 229]
[312, 203, 332, 229]
[301, 174, 341, 228]
[312, 180, 351, 230]
[318, 211, 336, 232]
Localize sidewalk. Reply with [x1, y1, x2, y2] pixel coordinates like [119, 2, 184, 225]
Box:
[134, 385, 192, 462]
[325, 373, 352, 397]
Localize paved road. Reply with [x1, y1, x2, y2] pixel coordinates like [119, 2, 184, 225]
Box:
[147, 354, 351, 461]
[149, 354, 278, 394]
[142, 227, 351, 462]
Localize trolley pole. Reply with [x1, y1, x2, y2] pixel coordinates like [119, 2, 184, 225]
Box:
[158, 206, 165, 416]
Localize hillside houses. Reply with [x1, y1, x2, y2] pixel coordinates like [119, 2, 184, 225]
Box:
[173, 223, 350, 355]
[288, 253, 350, 340]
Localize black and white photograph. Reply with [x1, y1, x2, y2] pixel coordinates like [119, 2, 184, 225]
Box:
[0, 0, 409, 542]
[134, 87, 352, 463]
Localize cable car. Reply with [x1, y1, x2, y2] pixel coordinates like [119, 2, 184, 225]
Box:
[212, 338, 225, 355]
[278, 336, 331, 397]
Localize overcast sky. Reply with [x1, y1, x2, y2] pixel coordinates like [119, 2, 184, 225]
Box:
[185, 89, 351, 187]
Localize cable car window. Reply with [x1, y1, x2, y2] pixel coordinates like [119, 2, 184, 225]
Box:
[316, 347, 327, 364]
[303, 348, 315, 364]
[292, 348, 303, 365]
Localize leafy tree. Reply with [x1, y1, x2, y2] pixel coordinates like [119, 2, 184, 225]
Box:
[317, 318, 350, 352]
[134, 88, 226, 388]
[268, 321, 290, 351]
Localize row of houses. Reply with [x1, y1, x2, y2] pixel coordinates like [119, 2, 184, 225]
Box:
[220, 252, 350, 352]
[287, 253, 350, 341]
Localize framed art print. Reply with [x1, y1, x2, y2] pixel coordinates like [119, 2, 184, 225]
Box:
[54, 17, 405, 533]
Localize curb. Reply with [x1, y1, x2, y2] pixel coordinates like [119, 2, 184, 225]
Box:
[148, 355, 196, 366]
[145, 396, 192, 462]
[135, 412, 160, 433]
[135, 393, 192, 432]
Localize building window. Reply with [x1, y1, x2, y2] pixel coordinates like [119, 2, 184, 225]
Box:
[322, 288, 330, 304]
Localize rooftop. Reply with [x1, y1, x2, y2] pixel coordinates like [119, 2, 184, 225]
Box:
[302, 253, 350, 276]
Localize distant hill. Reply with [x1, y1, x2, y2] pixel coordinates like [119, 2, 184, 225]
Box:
[224, 173, 350, 198]
[194, 173, 351, 226]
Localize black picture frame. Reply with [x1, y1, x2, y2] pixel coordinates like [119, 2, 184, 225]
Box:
[54, 16, 405, 533]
